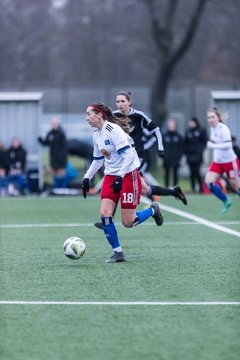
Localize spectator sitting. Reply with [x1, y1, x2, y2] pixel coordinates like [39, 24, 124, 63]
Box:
[7, 137, 27, 196]
[0, 140, 8, 196]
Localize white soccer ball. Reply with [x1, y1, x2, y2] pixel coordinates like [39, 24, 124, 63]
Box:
[63, 236, 86, 260]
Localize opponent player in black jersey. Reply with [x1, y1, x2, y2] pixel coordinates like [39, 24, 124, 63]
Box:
[115, 91, 188, 202]
[94, 91, 187, 229]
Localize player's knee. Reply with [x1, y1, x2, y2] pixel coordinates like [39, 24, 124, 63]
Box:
[101, 209, 113, 218]
[122, 218, 134, 228]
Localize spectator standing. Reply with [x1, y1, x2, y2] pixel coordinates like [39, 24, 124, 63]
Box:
[7, 137, 27, 195]
[38, 117, 68, 188]
[162, 119, 183, 187]
[0, 140, 8, 196]
[184, 117, 207, 193]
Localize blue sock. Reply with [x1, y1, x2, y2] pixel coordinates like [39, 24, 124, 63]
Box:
[102, 217, 121, 250]
[209, 183, 227, 203]
[133, 207, 153, 226]
[237, 188, 240, 198]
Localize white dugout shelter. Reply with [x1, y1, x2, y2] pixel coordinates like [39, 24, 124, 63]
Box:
[0, 92, 43, 188]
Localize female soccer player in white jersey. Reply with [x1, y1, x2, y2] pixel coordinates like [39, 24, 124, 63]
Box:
[82, 103, 163, 263]
[93, 91, 187, 230]
[205, 107, 240, 214]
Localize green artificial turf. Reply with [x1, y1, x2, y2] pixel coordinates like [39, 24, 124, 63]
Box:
[0, 195, 240, 360]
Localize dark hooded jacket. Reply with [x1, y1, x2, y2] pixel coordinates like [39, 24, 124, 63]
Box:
[7, 145, 27, 172]
[38, 127, 67, 169]
[184, 120, 207, 164]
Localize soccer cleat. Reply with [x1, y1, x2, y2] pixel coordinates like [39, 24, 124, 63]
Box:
[105, 251, 126, 263]
[172, 186, 188, 205]
[150, 202, 164, 226]
[94, 222, 103, 230]
[221, 198, 233, 214]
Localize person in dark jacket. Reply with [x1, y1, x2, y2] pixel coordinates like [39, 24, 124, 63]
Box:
[7, 137, 27, 195]
[162, 119, 184, 187]
[38, 117, 68, 188]
[0, 140, 8, 196]
[184, 117, 207, 193]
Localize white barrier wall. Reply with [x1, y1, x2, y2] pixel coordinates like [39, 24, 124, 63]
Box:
[0, 92, 43, 187]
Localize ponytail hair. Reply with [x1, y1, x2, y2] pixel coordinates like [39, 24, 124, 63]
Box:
[89, 102, 131, 134]
[208, 107, 227, 123]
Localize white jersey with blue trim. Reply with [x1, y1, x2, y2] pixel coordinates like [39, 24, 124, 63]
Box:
[91, 120, 140, 177]
[209, 122, 236, 163]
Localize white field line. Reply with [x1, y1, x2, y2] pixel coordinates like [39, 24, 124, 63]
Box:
[0, 222, 188, 228]
[0, 221, 239, 229]
[140, 196, 240, 238]
[0, 223, 96, 228]
[0, 301, 240, 306]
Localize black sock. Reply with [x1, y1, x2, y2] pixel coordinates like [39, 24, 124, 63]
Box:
[150, 185, 175, 196]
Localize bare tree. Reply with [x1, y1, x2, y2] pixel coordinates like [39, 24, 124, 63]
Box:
[145, 0, 208, 125]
